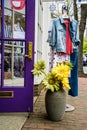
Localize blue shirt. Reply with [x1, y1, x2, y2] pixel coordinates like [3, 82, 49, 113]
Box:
[49, 17, 80, 53]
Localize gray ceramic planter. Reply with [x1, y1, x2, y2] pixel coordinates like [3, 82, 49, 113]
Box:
[45, 89, 66, 121]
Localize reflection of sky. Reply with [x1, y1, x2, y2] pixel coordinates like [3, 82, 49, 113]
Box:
[4, 0, 25, 14]
[5, 9, 12, 16]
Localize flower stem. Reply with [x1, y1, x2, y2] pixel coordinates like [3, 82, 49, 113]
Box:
[41, 70, 46, 76]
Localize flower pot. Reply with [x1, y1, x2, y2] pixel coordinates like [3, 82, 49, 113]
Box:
[45, 89, 66, 121]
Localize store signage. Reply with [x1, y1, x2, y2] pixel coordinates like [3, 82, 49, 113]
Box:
[77, 0, 87, 4]
[10, 0, 26, 10]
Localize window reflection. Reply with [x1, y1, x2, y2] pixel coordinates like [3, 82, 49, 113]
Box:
[4, 0, 25, 39]
[2, 0, 25, 87]
[0, 41, 1, 86]
[13, 12, 25, 38]
[4, 9, 12, 38]
[4, 41, 25, 87]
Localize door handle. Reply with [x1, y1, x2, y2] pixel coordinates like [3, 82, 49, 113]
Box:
[24, 42, 33, 60]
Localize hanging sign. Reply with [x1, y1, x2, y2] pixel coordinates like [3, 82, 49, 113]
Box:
[10, 0, 26, 10]
[77, 0, 87, 4]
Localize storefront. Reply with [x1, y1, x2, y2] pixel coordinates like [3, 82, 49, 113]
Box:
[0, 0, 35, 112]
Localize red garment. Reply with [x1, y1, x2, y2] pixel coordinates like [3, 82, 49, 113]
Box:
[59, 19, 73, 56]
[64, 19, 73, 54]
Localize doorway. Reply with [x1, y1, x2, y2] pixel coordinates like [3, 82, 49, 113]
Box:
[0, 0, 35, 112]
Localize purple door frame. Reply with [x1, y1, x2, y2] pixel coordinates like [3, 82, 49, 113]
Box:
[0, 0, 35, 112]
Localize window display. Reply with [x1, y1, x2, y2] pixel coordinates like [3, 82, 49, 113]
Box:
[0, 0, 25, 86]
[4, 41, 25, 86]
[4, 7, 25, 39]
[3, 0, 25, 87]
[13, 12, 25, 38]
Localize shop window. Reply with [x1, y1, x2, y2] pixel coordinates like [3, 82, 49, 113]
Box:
[4, 9, 12, 38]
[13, 12, 25, 38]
[0, 0, 25, 87]
[4, 41, 25, 87]
[4, 0, 25, 39]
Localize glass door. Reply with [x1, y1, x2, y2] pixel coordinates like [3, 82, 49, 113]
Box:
[0, 0, 35, 112]
[4, 3, 25, 87]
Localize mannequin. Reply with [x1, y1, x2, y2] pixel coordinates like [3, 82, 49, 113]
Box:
[48, 4, 80, 111]
[62, 5, 80, 97]
[48, 4, 72, 70]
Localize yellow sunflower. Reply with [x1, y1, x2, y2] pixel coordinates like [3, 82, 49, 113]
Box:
[32, 60, 73, 92]
[31, 60, 46, 76]
[52, 63, 71, 80]
[42, 73, 60, 92]
[62, 78, 71, 90]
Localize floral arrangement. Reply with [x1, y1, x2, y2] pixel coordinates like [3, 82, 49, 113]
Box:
[31, 60, 73, 92]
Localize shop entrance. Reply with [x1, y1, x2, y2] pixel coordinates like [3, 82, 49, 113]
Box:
[0, 0, 35, 112]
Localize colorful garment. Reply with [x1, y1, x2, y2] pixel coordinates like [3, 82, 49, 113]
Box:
[49, 47, 70, 72]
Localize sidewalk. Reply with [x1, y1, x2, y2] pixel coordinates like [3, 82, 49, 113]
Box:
[0, 113, 27, 130]
[22, 77, 87, 130]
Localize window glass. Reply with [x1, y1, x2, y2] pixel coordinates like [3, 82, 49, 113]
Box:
[4, 0, 25, 39]
[3, 0, 25, 87]
[4, 41, 25, 87]
[13, 12, 25, 38]
[0, 2, 1, 38]
[4, 9, 12, 38]
[0, 41, 1, 86]
[4, 0, 11, 9]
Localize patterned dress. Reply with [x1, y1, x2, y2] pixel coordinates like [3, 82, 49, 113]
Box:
[49, 19, 73, 71]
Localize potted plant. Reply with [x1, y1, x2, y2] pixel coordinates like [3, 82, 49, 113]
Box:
[32, 60, 73, 121]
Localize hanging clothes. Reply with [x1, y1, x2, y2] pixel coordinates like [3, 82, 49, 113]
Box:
[48, 19, 73, 71]
[48, 17, 80, 97]
[64, 19, 73, 54]
[48, 47, 70, 72]
[69, 48, 78, 96]
[49, 17, 80, 53]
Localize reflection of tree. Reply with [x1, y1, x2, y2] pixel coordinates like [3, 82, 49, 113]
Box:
[73, 0, 87, 74]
